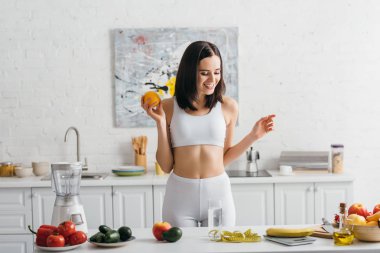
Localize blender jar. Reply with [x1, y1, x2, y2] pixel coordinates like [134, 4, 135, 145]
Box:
[51, 162, 82, 196]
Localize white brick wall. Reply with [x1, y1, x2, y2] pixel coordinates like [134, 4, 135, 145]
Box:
[1, 0, 380, 207]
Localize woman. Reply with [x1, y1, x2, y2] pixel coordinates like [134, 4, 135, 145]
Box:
[142, 41, 275, 227]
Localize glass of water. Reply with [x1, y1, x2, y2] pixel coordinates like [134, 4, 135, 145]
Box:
[208, 199, 223, 241]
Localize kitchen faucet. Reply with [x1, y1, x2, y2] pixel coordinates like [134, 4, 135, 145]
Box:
[64, 126, 88, 171]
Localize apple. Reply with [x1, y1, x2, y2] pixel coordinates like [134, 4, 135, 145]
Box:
[346, 214, 367, 225]
[348, 203, 370, 218]
[373, 204, 380, 215]
[152, 222, 171, 241]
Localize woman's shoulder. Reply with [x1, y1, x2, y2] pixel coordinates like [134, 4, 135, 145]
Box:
[162, 97, 175, 118]
[162, 97, 174, 108]
[221, 96, 238, 112]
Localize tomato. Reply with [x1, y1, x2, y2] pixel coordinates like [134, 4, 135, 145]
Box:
[58, 221, 76, 238]
[46, 234, 65, 247]
[69, 231, 87, 245]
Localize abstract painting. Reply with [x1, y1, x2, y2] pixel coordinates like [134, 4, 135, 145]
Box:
[114, 27, 238, 127]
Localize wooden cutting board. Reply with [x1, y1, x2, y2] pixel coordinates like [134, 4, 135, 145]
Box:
[311, 226, 333, 239]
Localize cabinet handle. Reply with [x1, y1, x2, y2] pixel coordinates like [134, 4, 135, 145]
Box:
[113, 191, 119, 196]
[314, 187, 320, 193]
[307, 186, 314, 192]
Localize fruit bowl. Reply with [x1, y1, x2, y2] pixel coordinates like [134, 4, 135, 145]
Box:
[353, 225, 380, 242]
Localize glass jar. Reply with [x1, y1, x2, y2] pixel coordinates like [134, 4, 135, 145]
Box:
[331, 144, 344, 174]
[333, 202, 354, 246]
[0, 162, 15, 177]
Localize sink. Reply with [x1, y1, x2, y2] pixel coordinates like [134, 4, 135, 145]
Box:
[81, 172, 108, 180]
[226, 170, 272, 177]
[41, 172, 108, 181]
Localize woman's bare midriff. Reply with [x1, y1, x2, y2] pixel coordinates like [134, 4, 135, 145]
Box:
[172, 145, 225, 179]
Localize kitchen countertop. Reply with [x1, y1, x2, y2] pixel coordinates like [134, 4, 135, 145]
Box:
[0, 170, 354, 188]
[34, 226, 380, 253]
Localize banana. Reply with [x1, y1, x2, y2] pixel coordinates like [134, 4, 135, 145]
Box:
[366, 212, 380, 222]
[266, 227, 314, 237]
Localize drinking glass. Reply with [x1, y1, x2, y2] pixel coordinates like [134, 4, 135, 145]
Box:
[208, 199, 223, 241]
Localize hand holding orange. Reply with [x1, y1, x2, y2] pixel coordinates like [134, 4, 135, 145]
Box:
[142, 91, 161, 107]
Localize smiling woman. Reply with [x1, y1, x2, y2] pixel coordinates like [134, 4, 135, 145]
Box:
[141, 41, 275, 228]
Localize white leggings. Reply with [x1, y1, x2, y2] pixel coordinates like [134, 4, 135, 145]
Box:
[162, 171, 236, 227]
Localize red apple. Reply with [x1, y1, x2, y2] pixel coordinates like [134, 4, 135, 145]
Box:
[348, 203, 370, 218]
[152, 222, 171, 241]
[373, 204, 380, 215]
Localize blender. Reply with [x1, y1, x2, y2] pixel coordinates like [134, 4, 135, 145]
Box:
[51, 162, 88, 233]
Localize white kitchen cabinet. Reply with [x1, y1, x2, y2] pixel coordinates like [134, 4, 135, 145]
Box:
[231, 183, 274, 226]
[275, 183, 314, 225]
[153, 185, 166, 222]
[32, 187, 113, 230]
[314, 182, 353, 224]
[275, 181, 353, 225]
[31, 188, 55, 228]
[0, 188, 32, 234]
[113, 186, 153, 228]
[0, 234, 33, 253]
[79, 187, 114, 229]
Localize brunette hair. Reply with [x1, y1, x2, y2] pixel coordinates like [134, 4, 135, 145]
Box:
[174, 41, 226, 111]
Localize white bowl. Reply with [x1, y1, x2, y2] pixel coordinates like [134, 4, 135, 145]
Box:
[15, 167, 34, 178]
[32, 162, 50, 176]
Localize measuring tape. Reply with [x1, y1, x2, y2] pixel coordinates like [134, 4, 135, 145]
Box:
[209, 229, 262, 243]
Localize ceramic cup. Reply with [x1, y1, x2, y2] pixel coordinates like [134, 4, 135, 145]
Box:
[279, 165, 293, 176]
[155, 162, 165, 175]
[15, 167, 33, 178]
[32, 162, 50, 176]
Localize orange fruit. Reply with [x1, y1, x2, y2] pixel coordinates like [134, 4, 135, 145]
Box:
[143, 91, 161, 107]
[365, 221, 378, 226]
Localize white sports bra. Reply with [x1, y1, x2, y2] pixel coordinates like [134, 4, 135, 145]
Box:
[170, 98, 226, 148]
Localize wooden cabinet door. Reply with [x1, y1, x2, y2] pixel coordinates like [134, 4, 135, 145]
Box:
[0, 188, 32, 234]
[275, 183, 314, 225]
[314, 181, 354, 223]
[113, 186, 153, 228]
[0, 234, 33, 253]
[231, 183, 274, 226]
[153, 185, 166, 223]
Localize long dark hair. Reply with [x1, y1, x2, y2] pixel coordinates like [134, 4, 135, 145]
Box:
[174, 41, 226, 111]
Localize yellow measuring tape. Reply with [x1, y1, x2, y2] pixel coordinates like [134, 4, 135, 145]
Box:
[208, 229, 262, 243]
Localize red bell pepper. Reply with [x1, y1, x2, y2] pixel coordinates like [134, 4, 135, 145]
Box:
[28, 225, 59, 247]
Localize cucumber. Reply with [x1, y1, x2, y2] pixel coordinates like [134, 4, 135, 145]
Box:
[99, 225, 112, 234]
[104, 230, 120, 243]
[90, 232, 105, 243]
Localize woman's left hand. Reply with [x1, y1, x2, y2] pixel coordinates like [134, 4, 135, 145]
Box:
[251, 114, 276, 141]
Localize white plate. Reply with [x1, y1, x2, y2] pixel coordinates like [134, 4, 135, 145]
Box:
[89, 236, 135, 248]
[35, 243, 83, 252]
[115, 166, 145, 172]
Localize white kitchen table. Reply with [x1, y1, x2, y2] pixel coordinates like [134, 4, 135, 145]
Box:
[34, 226, 380, 253]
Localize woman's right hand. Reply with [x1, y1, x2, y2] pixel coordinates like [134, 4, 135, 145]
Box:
[141, 96, 166, 125]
